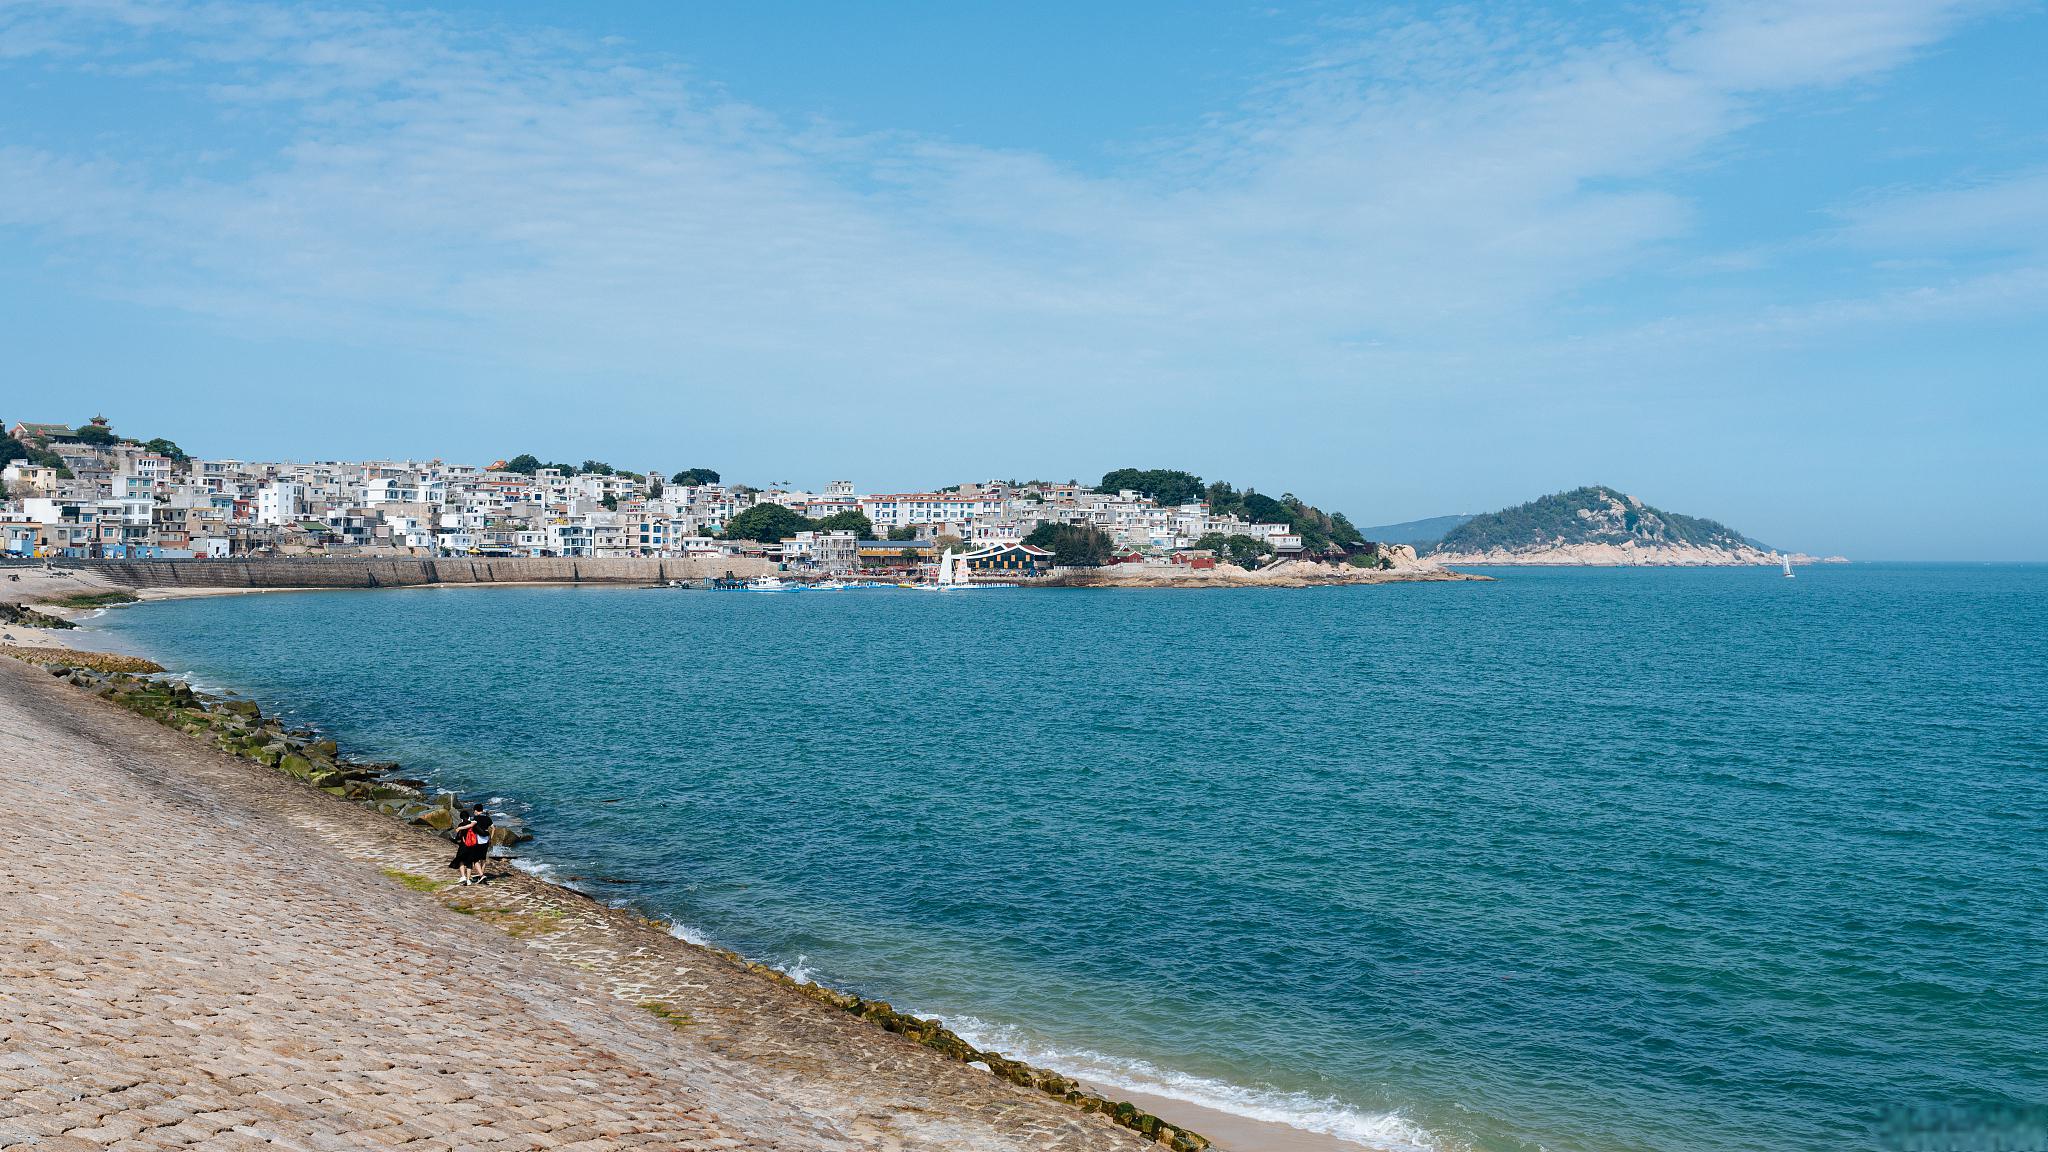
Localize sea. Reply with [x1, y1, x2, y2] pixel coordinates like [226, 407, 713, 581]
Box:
[84, 564, 2048, 1152]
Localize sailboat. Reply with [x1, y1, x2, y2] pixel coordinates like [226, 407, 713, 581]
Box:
[1781, 554, 1795, 579]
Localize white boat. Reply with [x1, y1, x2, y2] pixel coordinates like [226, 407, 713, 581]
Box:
[743, 577, 797, 592]
[1781, 555, 1795, 579]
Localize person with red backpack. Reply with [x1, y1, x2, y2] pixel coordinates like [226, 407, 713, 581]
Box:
[449, 804, 494, 886]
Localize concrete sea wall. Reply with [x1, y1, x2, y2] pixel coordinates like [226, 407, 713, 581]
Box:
[69, 555, 776, 590]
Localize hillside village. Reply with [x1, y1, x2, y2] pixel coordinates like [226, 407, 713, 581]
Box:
[1, 417, 1404, 576]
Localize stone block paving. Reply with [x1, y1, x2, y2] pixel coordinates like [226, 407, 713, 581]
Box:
[0, 661, 1154, 1152]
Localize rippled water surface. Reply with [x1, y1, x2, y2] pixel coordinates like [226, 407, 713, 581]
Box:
[95, 566, 2048, 1152]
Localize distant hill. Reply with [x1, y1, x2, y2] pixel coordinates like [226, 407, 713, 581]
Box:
[1430, 486, 1777, 566]
[1359, 513, 1477, 548]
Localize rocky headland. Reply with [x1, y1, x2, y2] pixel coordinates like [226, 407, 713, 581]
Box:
[1425, 485, 1831, 567]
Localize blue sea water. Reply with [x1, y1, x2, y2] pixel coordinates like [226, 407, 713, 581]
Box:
[89, 566, 2048, 1152]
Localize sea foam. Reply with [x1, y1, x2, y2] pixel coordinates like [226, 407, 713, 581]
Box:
[929, 1013, 1443, 1152]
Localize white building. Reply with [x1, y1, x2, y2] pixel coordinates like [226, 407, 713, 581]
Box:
[256, 481, 307, 526]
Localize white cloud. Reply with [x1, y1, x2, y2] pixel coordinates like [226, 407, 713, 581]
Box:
[1839, 167, 2048, 253]
[1667, 0, 1980, 89]
[0, 0, 2010, 399]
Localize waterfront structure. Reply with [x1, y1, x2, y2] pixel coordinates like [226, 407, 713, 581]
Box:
[0, 419, 1340, 567]
[962, 542, 1055, 575]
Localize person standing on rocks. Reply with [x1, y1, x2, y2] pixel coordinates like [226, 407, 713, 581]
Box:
[450, 804, 493, 885]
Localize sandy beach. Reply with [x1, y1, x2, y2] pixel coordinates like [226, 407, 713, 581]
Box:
[1, 581, 1398, 1152]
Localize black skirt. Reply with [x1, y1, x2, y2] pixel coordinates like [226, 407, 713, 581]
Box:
[450, 840, 490, 867]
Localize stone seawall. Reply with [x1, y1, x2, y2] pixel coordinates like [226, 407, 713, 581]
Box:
[69, 555, 777, 589]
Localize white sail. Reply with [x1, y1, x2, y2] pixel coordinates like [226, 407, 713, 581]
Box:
[1781, 554, 1795, 578]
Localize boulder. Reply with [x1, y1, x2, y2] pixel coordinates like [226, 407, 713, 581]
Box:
[489, 819, 533, 846]
[413, 795, 458, 831]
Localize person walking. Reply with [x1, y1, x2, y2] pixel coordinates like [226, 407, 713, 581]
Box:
[449, 804, 494, 885]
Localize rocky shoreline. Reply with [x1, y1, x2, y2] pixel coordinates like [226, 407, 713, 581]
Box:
[1429, 542, 1824, 566]
[10, 643, 1219, 1152]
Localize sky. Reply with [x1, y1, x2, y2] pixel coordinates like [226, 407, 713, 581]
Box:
[2, 1, 2045, 559]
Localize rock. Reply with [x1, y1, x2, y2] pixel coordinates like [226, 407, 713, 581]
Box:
[489, 820, 532, 846]
[413, 797, 457, 831]
[277, 753, 314, 780]
[309, 738, 338, 757]
[222, 699, 261, 717]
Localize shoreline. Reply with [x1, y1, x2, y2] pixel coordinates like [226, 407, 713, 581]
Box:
[14, 582, 1402, 1152]
[1, 657, 1173, 1151]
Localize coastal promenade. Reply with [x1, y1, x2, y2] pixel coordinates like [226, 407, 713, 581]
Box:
[0, 659, 1159, 1152]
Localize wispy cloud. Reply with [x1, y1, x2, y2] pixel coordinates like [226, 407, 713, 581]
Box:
[0, 0, 2024, 403]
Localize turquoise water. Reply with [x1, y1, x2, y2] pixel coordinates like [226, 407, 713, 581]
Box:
[91, 567, 2048, 1152]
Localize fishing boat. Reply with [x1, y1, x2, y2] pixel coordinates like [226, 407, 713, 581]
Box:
[743, 576, 798, 592]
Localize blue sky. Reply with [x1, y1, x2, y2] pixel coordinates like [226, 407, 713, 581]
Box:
[2, 1, 2044, 559]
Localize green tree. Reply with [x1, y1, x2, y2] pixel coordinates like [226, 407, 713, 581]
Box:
[813, 510, 874, 537]
[580, 460, 615, 476]
[1190, 532, 1229, 553]
[141, 437, 190, 463]
[1239, 491, 1288, 524]
[720, 503, 812, 543]
[0, 431, 27, 465]
[600, 494, 619, 512]
[1097, 468, 1204, 507]
[1023, 523, 1115, 567]
[73, 421, 118, 446]
[886, 525, 919, 541]
[672, 467, 721, 486]
[646, 474, 664, 498]
[503, 454, 542, 474]
[1222, 534, 1273, 568]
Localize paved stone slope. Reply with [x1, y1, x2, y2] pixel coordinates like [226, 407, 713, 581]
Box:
[0, 660, 1154, 1152]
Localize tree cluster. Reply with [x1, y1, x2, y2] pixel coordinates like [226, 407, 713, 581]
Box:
[1096, 468, 1205, 507]
[719, 504, 873, 543]
[1023, 522, 1115, 567]
[1090, 468, 1366, 554]
[0, 417, 189, 479]
[501, 454, 575, 475]
[1190, 531, 1274, 568]
[1204, 482, 1364, 553]
[812, 510, 874, 537]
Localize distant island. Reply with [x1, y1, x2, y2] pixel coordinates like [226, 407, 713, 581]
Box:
[1356, 513, 1479, 549]
[1417, 486, 1836, 566]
